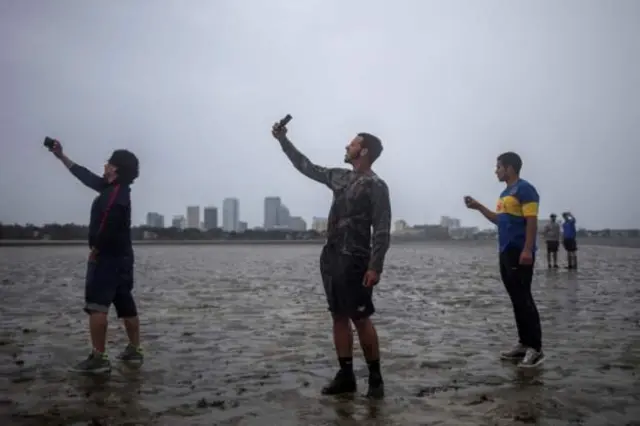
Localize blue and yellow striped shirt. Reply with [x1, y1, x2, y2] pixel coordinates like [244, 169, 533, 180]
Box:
[496, 179, 539, 252]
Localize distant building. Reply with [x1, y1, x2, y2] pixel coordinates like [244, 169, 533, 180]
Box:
[393, 224, 450, 241]
[312, 217, 328, 233]
[203, 206, 218, 230]
[222, 198, 240, 232]
[449, 226, 479, 239]
[238, 221, 248, 233]
[278, 204, 291, 228]
[264, 196, 281, 229]
[172, 215, 186, 229]
[186, 206, 200, 229]
[394, 220, 409, 233]
[440, 216, 461, 229]
[289, 216, 307, 231]
[146, 212, 164, 228]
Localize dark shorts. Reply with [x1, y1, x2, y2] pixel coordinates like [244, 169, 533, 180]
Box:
[563, 238, 577, 252]
[546, 240, 559, 253]
[320, 245, 374, 320]
[85, 257, 137, 318]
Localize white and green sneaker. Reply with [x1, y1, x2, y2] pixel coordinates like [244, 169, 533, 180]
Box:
[70, 351, 112, 374]
[117, 344, 144, 366]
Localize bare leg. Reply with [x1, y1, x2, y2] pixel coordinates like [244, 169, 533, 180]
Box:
[354, 317, 384, 398]
[353, 317, 380, 362]
[122, 316, 140, 347]
[89, 312, 108, 352]
[322, 315, 356, 395]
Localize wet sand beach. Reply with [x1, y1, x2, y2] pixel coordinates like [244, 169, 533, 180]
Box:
[1, 242, 639, 425]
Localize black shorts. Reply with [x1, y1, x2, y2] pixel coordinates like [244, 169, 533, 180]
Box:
[563, 238, 577, 252]
[546, 240, 559, 253]
[85, 256, 137, 318]
[320, 245, 374, 320]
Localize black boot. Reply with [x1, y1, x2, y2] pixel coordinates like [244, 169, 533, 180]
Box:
[321, 370, 357, 395]
[366, 372, 384, 399]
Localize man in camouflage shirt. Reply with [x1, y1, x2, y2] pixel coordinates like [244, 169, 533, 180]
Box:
[271, 122, 391, 399]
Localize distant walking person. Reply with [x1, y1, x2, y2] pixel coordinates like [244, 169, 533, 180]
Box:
[543, 213, 561, 268]
[464, 152, 544, 368]
[562, 212, 578, 269]
[271, 121, 391, 398]
[47, 139, 143, 374]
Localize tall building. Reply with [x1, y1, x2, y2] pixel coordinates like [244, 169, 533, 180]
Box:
[440, 216, 461, 229]
[186, 206, 200, 229]
[172, 215, 186, 229]
[146, 212, 164, 228]
[222, 198, 240, 232]
[264, 196, 281, 229]
[278, 204, 291, 228]
[312, 217, 328, 233]
[203, 206, 218, 230]
[289, 216, 307, 231]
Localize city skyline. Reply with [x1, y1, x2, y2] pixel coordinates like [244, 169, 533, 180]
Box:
[148, 196, 310, 231]
[1, 2, 638, 230]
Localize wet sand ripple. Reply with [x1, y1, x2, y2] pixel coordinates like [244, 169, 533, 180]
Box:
[1, 242, 639, 425]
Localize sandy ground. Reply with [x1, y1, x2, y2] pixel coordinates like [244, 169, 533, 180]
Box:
[0, 242, 639, 426]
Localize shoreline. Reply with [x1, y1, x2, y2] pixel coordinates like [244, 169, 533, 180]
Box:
[1, 237, 639, 248]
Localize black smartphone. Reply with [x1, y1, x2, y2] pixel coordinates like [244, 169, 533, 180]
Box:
[276, 114, 292, 130]
[43, 137, 56, 149]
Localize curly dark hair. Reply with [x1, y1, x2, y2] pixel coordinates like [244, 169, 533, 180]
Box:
[108, 149, 139, 184]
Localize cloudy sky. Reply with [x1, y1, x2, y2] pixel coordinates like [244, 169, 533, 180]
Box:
[1, 0, 638, 229]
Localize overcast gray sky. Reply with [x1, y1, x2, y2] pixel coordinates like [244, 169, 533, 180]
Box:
[1, 0, 639, 229]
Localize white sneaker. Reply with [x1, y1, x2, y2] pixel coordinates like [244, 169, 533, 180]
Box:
[500, 343, 527, 360]
[518, 348, 545, 368]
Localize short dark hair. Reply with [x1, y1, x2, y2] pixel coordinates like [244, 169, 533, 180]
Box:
[109, 149, 139, 184]
[358, 132, 383, 164]
[497, 151, 522, 174]
[550, 213, 557, 218]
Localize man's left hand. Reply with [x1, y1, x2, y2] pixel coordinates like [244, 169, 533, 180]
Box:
[519, 249, 533, 265]
[363, 270, 380, 287]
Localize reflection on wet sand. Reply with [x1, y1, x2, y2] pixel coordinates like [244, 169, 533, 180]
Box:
[1, 242, 639, 425]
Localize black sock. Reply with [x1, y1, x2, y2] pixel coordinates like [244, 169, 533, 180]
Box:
[367, 360, 381, 377]
[338, 357, 353, 374]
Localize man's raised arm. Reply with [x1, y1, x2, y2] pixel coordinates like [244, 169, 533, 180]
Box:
[368, 180, 392, 273]
[277, 136, 349, 190]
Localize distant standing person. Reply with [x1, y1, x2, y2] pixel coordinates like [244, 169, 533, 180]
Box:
[543, 213, 561, 268]
[271, 121, 391, 398]
[47, 139, 143, 374]
[562, 212, 578, 269]
[464, 152, 544, 368]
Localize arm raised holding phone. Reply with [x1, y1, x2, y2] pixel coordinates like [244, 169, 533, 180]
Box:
[271, 116, 351, 191]
[44, 137, 106, 192]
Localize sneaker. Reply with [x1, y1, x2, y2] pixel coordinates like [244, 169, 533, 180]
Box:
[117, 344, 144, 366]
[321, 370, 357, 395]
[518, 348, 545, 368]
[500, 343, 527, 360]
[70, 351, 111, 374]
[366, 373, 384, 399]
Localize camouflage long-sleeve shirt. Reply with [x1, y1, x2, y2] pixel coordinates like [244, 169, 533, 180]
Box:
[279, 137, 391, 273]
